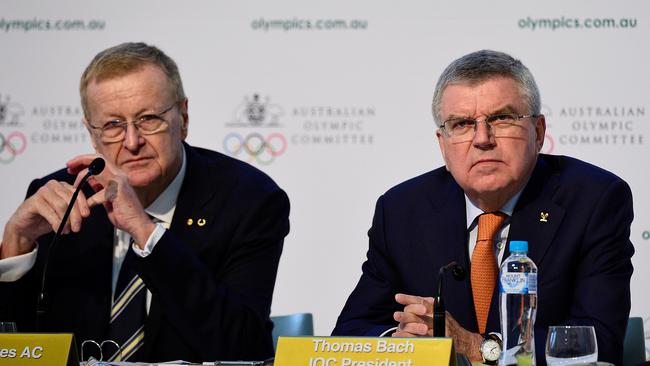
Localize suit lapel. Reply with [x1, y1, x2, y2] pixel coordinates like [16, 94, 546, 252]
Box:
[508, 156, 564, 268]
[422, 173, 477, 331]
[168, 143, 220, 252]
[422, 175, 467, 266]
[485, 156, 565, 332]
[143, 143, 219, 358]
[75, 199, 114, 340]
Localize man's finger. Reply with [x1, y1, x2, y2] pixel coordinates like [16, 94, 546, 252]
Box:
[33, 195, 68, 234]
[87, 176, 104, 193]
[396, 294, 434, 315]
[395, 293, 429, 306]
[403, 303, 430, 316]
[52, 182, 83, 233]
[397, 322, 429, 336]
[66, 154, 99, 175]
[47, 187, 71, 216]
[64, 183, 88, 232]
[73, 167, 90, 188]
[394, 311, 428, 325]
[76, 190, 90, 217]
[393, 331, 418, 338]
[61, 182, 82, 233]
[86, 189, 107, 208]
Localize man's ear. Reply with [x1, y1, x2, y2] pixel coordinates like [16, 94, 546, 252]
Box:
[436, 129, 450, 171]
[534, 115, 547, 152]
[179, 99, 189, 140]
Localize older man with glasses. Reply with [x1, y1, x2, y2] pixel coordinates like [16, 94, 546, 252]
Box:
[0, 42, 290, 363]
[333, 50, 633, 366]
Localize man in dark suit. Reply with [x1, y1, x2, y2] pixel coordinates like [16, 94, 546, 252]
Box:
[332, 50, 633, 366]
[0, 42, 289, 363]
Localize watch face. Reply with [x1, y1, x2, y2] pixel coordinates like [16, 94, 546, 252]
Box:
[481, 339, 501, 361]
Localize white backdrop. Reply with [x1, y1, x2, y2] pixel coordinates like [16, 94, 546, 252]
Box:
[1, 0, 648, 353]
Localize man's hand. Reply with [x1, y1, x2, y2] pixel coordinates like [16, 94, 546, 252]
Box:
[67, 154, 155, 248]
[445, 309, 483, 362]
[1, 179, 92, 259]
[393, 293, 434, 337]
[392, 293, 484, 362]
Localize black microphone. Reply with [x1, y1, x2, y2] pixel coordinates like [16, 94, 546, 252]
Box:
[87, 157, 105, 176]
[450, 262, 466, 282]
[433, 261, 466, 337]
[37, 157, 105, 329]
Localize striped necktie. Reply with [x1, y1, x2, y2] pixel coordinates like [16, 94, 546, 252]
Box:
[108, 236, 146, 362]
[471, 212, 507, 334]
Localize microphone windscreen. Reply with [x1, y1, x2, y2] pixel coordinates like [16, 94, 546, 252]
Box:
[452, 264, 466, 281]
[88, 158, 105, 175]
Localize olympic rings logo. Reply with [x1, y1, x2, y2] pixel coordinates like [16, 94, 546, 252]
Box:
[0, 131, 27, 164]
[223, 132, 287, 165]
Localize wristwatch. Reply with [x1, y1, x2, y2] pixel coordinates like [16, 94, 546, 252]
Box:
[479, 333, 502, 365]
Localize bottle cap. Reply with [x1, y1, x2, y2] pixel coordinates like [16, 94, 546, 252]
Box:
[509, 240, 528, 252]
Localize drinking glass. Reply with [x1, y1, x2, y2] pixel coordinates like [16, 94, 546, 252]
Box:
[545, 326, 598, 366]
[0, 321, 17, 333]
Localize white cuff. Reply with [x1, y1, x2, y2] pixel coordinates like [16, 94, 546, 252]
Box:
[379, 326, 398, 337]
[0, 244, 38, 282]
[489, 332, 502, 342]
[132, 223, 166, 257]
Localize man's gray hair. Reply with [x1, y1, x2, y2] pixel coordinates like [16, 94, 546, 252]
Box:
[431, 50, 541, 127]
[80, 42, 186, 119]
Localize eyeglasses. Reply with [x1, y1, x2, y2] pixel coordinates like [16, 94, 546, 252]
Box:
[87, 102, 178, 143]
[81, 339, 121, 363]
[440, 113, 542, 140]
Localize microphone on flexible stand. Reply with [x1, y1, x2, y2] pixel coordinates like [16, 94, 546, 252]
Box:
[433, 261, 466, 337]
[37, 157, 105, 330]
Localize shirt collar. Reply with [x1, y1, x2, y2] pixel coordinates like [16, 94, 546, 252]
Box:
[144, 146, 187, 225]
[465, 189, 523, 230]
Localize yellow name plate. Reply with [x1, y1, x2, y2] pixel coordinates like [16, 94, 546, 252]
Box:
[0, 333, 77, 366]
[275, 337, 456, 366]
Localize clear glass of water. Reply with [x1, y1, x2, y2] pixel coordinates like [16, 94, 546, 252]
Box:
[0, 321, 17, 333]
[546, 325, 598, 366]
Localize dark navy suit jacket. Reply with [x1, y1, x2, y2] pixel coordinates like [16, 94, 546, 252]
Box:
[332, 154, 633, 366]
[0, 143, 290, 362]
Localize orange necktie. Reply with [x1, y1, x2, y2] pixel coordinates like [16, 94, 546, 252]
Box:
[471, 212, 507, 334]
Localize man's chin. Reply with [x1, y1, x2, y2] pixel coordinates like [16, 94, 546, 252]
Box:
[467, 179, 511, 196]
[126, 171, 159, 189]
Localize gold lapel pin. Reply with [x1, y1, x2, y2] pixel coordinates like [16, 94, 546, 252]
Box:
[197, 218, 206, 227]
[540, 212, 549, 222]
[187, 218, 194, 226]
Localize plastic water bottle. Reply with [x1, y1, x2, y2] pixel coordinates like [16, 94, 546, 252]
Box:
[499, 240, 538, 366]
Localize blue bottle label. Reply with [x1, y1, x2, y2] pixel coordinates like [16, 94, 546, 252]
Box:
[500, 273, 537, 294]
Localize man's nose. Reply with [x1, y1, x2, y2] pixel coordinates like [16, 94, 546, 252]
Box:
[122, 123, 143, 151]
[472, 120, 495, 147]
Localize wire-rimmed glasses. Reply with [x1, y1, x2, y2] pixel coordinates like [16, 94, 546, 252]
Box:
[87, 102, 178, 143]
[440, 113, 542, 141]
[81, 339, 121, 364]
